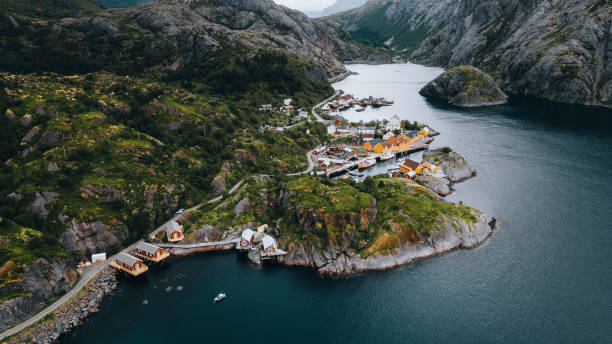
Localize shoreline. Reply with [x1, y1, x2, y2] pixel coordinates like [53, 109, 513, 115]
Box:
[4, 268, 117, 344]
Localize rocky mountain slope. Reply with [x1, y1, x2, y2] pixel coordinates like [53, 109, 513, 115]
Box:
[330, 0, 612, 107]
[1, 0, 369, 78]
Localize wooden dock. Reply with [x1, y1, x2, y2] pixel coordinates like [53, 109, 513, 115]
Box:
[109, 261, 148, 276]
[261, 248, 288, 259]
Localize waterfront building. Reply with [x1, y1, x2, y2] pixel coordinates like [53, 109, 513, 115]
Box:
[165, 221, 183, 242]
[134, 242, 170, 262]
[111, 253, 148, 276]
[239, 228, 255, 249]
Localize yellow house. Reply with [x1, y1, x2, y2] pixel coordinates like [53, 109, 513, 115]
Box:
[364, 139, 383, 152]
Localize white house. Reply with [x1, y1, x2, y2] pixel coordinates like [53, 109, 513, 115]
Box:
[239, 228, 255, 249]
[91, 253, 106, 263]
[358, 126, 376, 135]
[327, 124, 337, 135]
[337, 125, 350, 133]
[283, 99, 292, 106]
[385, 115, 401, 131]
[262, 235, 277, 254]
[383, 131, 394, 140]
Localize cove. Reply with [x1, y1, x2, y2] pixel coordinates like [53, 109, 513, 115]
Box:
[60, 63, 612, 343]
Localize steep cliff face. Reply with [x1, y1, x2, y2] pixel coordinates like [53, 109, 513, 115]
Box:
[331, 0, 612, 107]
[0, 258, 77, 331]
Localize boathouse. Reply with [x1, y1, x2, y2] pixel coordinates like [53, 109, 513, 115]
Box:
[261, 235, 287, 258]
[135, 242, 170, 262]
[165, 221, 183, 242]
[400, 159, 420, 173]
[239, 228, 255, 249]
[111, 252, 148, 276]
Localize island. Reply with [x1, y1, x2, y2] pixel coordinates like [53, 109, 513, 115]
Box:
[419, 65, 508, 107]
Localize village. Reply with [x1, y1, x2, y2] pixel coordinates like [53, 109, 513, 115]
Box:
[311, 93, 441, 180]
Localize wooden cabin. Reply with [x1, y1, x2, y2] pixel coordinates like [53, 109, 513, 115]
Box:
[239, 228, 255, 249]
[400, 159, 420, 173]
[111, 252, 148, 276]
[262, 235, 277, 254]
[135, 242, 170, 262]
[165, 221, 183, 242]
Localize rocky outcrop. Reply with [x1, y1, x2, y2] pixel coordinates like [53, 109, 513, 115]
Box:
[0, 258, 77, 331]
[414, 175, 451, 196]
[119, 0, 369, 76]
[59, 219, 127, 256]
[5, 268, 117, 344]
[331, 0, 612, 107]
[419, 65, 508, 107]
[280, 212, 496, 275]
[422, 149, 476, 183]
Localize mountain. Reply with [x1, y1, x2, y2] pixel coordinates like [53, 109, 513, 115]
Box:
[0, 0, 373, 330]
[330, 0, 612, 107]
[306, 0, 367, 18]
[1, 0, 374, 78]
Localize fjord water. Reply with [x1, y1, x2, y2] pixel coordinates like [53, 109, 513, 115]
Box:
[60, 64, 612, 343]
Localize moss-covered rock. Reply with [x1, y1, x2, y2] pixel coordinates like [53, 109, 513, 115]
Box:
[420, 65, 508, 107]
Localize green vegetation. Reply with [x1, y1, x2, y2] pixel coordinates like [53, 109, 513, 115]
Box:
[184, 175, 479, 257]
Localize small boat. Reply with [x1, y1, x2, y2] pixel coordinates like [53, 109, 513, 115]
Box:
[355, 108, 366, 112]
[358, 159, 376, 169]
[379, 153, 394, 161]
[213, 293, 226, 304]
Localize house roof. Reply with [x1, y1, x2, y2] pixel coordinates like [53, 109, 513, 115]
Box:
[262, 235, 276, 249]
[165, 221, 182, 234]
[369, 139, 383, 146]
[136, 242, 159, 255]
[359, 126, 376, 131]
[241, 228, 255, 241]
[404, 130, 418, 138]
[116, 252, 141, 266]
[402, 159, 419, 170]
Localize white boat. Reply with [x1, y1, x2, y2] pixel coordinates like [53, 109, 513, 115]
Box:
[214, 293, 226, 304]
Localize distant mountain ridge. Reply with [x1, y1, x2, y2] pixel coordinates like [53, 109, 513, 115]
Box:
[331, 0, 612, 107]
[306, 0, 367, 18]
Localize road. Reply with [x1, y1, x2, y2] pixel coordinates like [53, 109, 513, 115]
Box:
[0, 178, 246, 341]
[311, 90, 340, 124]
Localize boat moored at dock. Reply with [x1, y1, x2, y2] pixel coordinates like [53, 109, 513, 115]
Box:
[358, 159, 376, 169]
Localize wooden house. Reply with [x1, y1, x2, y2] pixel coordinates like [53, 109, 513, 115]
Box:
[111, 253, 148, 276]
[165, 221, 183, 242]
[135, 242, 169, 262]
[400, 159, 420, 173]
[364, 139, 383, 152]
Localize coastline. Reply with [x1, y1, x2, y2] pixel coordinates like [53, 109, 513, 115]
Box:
[4, 268, 117, 344]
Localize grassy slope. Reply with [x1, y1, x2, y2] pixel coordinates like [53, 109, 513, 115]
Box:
[184, 176, 479, 257]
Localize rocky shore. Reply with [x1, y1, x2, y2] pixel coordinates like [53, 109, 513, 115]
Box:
[4, 269, 117, 344]
[279, 212, 496, 276]
[414, 148, 477, 196]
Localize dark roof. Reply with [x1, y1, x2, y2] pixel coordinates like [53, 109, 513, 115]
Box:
[404, 130, 418, 137]
[136, 242, 159, 255]
[402, 159, 419, 170]
[116, 252, 140, 266]
[369, 139, 383, 145]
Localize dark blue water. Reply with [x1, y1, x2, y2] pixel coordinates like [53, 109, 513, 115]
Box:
[60, 64, 612, 343]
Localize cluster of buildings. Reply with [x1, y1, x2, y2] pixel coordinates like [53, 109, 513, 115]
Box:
[320, 94, 393, 114]
[237, 225, 286, 259]
[364, 127, 431, 154]
[388, 159, 441, 179]
[109, 241, 171, 276]
[259, 98, 294, 112]
[313, 143, 361, 173]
